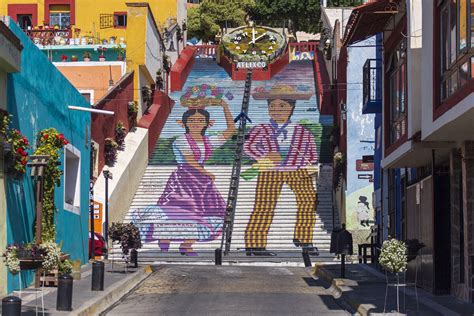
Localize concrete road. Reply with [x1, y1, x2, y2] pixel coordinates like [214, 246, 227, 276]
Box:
[104, 265, 350, 316]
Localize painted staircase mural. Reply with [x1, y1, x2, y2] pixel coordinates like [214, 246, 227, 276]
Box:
[124, 58, 337, 262]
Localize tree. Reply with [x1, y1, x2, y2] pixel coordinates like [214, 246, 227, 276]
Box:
[251, 0, 322, 37]
[187, 0, 255, 42]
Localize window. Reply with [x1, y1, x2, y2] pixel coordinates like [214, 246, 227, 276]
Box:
[49, 5, 70, 29]
[387, 38, 407, 145]
[438, 0, 474, 103]
[17, 14, 32, 30]
[64, 144, 81, 214]
[79, 90, 94, 105]
[114, 12, 127, 28]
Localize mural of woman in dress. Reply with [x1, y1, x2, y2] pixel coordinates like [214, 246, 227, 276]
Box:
[132, 88, 235, 256]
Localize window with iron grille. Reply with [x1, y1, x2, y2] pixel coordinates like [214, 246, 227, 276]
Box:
[100, 14, 114, 29]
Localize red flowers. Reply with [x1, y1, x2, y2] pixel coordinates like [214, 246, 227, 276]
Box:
[17, 147, 27, 157]
[56, 133, 69, 145]
[5, 128, 30, 176]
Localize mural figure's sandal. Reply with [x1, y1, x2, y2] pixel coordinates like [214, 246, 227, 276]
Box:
[179, 244, 198, 257]
[158, 240, 170, 252]
[245, 248, 277, 257]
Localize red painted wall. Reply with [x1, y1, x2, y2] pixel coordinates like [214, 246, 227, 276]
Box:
[219, 51, 289, 81]
[8, 4, 38, 26]
[91, 72, 133, 173]
[314, 49, 333, 116]
[170, 47, 196, 92]
[138, 91, 175, 157]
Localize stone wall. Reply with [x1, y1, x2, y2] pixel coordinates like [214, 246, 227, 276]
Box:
[451, 142, 474, 302]
[450, 149, 469, 300]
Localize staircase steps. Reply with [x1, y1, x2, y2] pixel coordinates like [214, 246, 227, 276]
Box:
[114, 58, 338, 264]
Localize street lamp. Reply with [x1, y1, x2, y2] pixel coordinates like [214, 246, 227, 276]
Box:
[102, 167, 113, 258]
[67, 105, 114, 259]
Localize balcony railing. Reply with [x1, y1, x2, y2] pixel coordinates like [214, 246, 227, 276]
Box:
[25, 28, 72, 46]
[363, 58, 382, 114]
[327, 0, 365, 6]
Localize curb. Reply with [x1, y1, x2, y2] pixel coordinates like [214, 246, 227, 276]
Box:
[70, 265, 154, 316]
[312, 263, 375, 316]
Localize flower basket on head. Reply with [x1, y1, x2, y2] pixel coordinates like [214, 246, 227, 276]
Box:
[180, 84, 234, 108]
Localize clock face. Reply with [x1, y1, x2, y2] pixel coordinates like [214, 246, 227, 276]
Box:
[221, 26, 286, 62]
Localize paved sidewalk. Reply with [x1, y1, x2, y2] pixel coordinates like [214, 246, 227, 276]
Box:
[313, 263, 474, 316]
[5, 261, 153, 315]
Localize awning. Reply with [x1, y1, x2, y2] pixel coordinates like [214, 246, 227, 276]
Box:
[342, 0, 401, 46]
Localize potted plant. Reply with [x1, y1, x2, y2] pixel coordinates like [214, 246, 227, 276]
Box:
[98, 46, 107, 61]
[114, 44, 125, 61]
[115, 121, 127, 149]
[109, 223, 142, 264]
[128, 101, 138, 128]
[83, 51, 91, 62]
[333, 151, 345, 187]
[379, 238, 407, 313]
[71, 55, 78, 62]
[104, 138, 118, 166]
[155, 70, 164, 91]
[4, 129, 30, 180]
[162, 54, 171, 74]
[61, 54, 68, 62]
[40, 242, 72, 275]
[2, 243, 44, 273]
[141, 86, 152, 110]
[0, 109, 10, 140]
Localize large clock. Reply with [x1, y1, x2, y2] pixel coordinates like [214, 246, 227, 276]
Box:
[221, 25, 286, 63]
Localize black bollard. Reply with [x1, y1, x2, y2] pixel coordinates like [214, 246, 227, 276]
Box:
[91, 261, 105, 291]
[2, 296, 21, 316]
[341, 254, 346, 278]
[56, 274, 73, 311]
[215, 248, 222, 266]
[302, 250, 312, 267]
[130, 249, 138, 268]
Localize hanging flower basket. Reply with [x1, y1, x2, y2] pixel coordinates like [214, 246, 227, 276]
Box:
[4, 129, 30, 180]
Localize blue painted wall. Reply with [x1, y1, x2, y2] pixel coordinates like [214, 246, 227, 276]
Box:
[345, 37, 376, 231]
[6, 21, 90, 292]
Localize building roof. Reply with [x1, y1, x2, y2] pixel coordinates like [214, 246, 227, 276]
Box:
[321, 7, 354, 40]
[0, 19, 22, 51]
[342, 0, 400, 46]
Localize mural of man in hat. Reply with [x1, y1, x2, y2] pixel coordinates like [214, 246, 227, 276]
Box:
[243, 85, 319, 256]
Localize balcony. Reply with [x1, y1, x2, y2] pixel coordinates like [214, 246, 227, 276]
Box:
[362, 58, 382, 114]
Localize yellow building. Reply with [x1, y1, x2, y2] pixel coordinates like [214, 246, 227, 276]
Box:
[0, 0, 187, 44]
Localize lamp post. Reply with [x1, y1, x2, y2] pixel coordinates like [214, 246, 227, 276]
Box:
[67, 105, 114, 260]
[103, 168, 113, 258]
